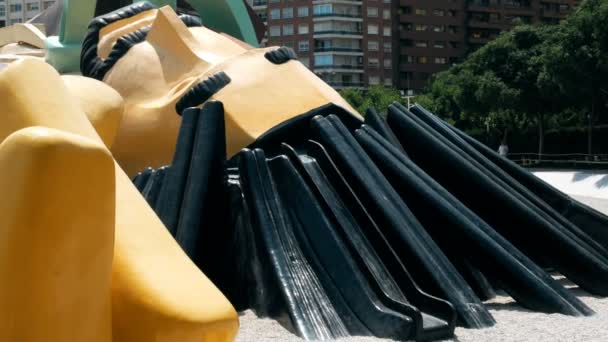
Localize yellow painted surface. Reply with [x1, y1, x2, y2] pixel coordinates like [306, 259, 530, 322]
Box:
[99, 6, 359, 175]
[208, 48, 359, 157]
[62, 75, 124, 148]
[0, 58, 238, 342]
[0, 127, 115, 342]
[102, 6, 247, 175]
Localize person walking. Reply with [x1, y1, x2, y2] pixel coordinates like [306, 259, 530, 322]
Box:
[498, 140, 509, 158]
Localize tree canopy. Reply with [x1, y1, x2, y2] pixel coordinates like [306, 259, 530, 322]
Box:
[418, 0, 608, 154]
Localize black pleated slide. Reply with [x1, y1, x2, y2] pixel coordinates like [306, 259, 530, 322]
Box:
[386, 104, 608, 297]
[310, 114, 495, 328]
[411, 104, 608, 250]
[132, 100, 607, 341]
[355, 124, 591, 317]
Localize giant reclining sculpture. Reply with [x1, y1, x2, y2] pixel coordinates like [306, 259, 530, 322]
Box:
[75, 2, 608, 341]
[45, 0, 258, 72]
[0, 58, 238, 341]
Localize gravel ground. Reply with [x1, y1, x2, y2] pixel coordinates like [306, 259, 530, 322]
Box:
[236, 180, 608, 342]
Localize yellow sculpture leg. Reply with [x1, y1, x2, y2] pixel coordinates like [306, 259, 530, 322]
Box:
[0, 127, 115, 342]
[0, 59, 238, 341]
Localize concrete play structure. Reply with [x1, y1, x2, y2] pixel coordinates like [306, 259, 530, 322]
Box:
[1, 2, 608, 341]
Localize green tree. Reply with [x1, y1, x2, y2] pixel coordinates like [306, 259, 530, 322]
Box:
[423, 24, 565, 155]
[340, 85, 405, 115]
[542, 0, 608, 154]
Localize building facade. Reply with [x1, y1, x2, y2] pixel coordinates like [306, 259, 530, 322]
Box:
[249, 0, 396, 89]
[249, 0, 577, 93]
[397, 0, 579, 92]
[0, 0, 55, 28]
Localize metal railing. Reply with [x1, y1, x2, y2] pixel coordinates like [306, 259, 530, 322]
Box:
[313, 13, 362, 18]
[315, 64, 364, 70]
[314, 47, 363, 52]
[509, 153, 608, 168]
[314, 30, 363, 35]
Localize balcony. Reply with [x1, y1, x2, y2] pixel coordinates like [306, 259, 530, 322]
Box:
[313, 30, 363, 39]
[313, 0, 363, 4]
[314, 47, 363, 53]
[313, 12, 363, 20]
[315, 64, 364, 70]
[400, 0, 460, 10]
[326, 81, 365, 89]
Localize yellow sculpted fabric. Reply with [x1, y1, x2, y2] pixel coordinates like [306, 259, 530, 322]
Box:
[0, 58, 238, 342]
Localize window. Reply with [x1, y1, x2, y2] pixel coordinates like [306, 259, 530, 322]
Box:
[299, 57, 310, 67]
[43, 1, 54, 9]
[10, 18, 22, 24]
[298, 40, 309, 52]
[298, 6, 309, 17]
[367, 24, 378, 34]
[448, 10, 457, 17]
[270, 8, 280, 20]
[367, 7, 378, 17]
[433, 9, 445, 16]
[10, 4, 22, 12]
[270, 25, 281, 37]
[283, 41, 294, 49]
[448, 26, 459, 34]
[298, 24, 309, 34]
[369, 76, 380, 85]
[0, 6, 5, 17]
[383, 9, 391, 19]
[315, 55, 333, 66]
[435, 57, 447, 64]
[415, 24, 427, 31]
[283, 24, 294, 35]
[26, 3, 39, 11]
[368, 58, 379, 68]
[415, 41, 428, 48]
[415, 8, 426, 15]
[314, 4, 332, 15]
[368, 41, 379, 51]
[404, 55, 414, 63]
[433, 25, 446, 32]
[383, 26, 391, 36]
[434, 41, 446, 48]
[384, 78, 393, 86]
[383, 42, 392, 52]
[418, 56, 428, 64]
[384, 59, 392, 68]
[282, 7, 293, 19]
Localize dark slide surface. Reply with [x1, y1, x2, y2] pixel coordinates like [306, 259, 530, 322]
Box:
[132, 101, 606, 341]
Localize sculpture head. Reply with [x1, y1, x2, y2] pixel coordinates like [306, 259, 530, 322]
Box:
[81, 3, 359, 175]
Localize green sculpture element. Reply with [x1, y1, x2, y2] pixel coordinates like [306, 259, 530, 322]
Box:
[45, 0, 258, 74]
[147, 0, 176, 7]
[186, 0, 258, 47]
[45, 0, 96, 73]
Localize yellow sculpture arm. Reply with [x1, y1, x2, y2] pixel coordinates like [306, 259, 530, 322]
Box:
[0, 58, 238, 342]
[0, 127, 115, 342]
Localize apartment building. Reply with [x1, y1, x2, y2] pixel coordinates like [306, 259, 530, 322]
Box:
[0, 0, 56, 28]
[248, 0, 395, 89]
[397, 0, 578, 92]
